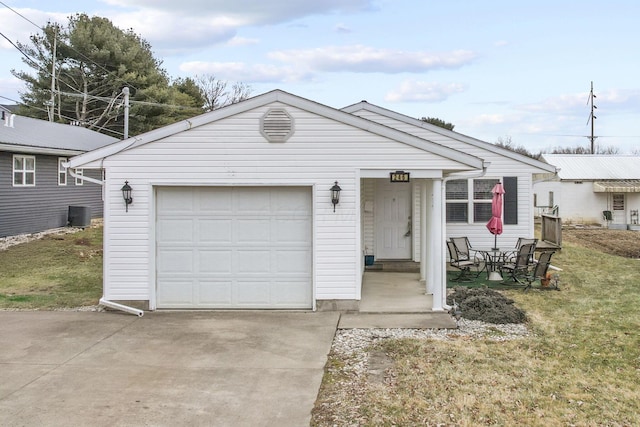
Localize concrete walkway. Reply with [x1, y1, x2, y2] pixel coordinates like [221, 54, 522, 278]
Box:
[0, 311, 339, 427]
[340, 272, 457, 329]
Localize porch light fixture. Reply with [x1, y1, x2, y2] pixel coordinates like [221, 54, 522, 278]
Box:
[330, 181, 341, 212]
[121, 180, 133, 212]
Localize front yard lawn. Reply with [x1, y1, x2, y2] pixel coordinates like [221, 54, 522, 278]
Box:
[0, 226, 103, 309]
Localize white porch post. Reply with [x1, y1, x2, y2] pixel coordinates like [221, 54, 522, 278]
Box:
[431, 178, 446, 311]
[420, 180, 427, 284]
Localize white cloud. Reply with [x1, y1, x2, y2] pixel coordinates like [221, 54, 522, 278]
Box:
[103, 0, 376, 25]
[111, 11, 239, 52]
[334, 23, 352, 34]
[226, 36, 260, 47]
[269, 45, 477, 73]
[0, 8, 69, 51]
[178, 61, 312, 82]
[385, 80, 467, 103]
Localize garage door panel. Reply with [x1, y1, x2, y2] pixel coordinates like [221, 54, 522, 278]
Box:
[158, 188, 193, 212]
[273, 281, 311, 305]
[235, 281, 271, 305]
[273, 188, 311, 213]
[276, 250, 311, 274]
[199, 281, 233, 305]
[199, 219, 233, 242]
[199, 250, 232, 273]
[157, 280, 194, 306]
[236, 219, 271, 243]
[236, 189, 271, 213]
[199, 187, 232, 211]
[236, 250, 271, 273]
[158, 250, 193, 273]
[157, 219, 194, 242]
[274, 219, 311, 243]
[157, 186, 312, 309]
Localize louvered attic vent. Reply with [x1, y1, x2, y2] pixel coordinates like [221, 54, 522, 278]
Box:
[260, 108, 294, 142]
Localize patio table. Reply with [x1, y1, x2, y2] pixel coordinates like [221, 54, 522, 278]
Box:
[475, 247, 508, 281]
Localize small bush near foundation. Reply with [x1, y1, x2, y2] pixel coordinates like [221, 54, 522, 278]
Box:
[447, 287, 527, 324]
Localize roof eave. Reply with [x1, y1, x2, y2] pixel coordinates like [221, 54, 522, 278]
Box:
[343, 102, 557, 173]
[0, 143, 83, 156]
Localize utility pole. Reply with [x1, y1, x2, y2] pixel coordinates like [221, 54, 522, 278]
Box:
[48, 28, 57, 122]
[122, 87, 130, 139]
[587, 81, 597, 154]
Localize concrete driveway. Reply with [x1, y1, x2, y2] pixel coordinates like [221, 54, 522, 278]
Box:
[0, 310, 339, 426]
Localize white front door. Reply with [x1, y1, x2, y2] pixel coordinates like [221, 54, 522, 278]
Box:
[375, 180, 412, 259]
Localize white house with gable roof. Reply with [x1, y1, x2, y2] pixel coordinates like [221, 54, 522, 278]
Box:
[66, 90, 556, 314]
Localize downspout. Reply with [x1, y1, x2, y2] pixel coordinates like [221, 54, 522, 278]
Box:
[437, 162, 491, 311]
[99, 297, 144, 317]
[66, 166, 145, 317]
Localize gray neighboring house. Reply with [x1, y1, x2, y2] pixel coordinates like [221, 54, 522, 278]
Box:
[0, 106, 118, 237]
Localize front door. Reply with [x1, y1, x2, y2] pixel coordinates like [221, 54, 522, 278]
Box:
[375, 180, 412, 259]
[612, 193, 625, 224]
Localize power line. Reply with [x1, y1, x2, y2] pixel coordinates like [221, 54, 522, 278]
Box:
[0, 2, 145, 95]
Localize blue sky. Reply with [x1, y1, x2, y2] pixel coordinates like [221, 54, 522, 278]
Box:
[1, 0, 639, 153]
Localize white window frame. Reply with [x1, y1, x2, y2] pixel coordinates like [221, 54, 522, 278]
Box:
[58, 157, 67, 186]
[472, 178, 500, 223]
[445, 179, 469, 223]
[74, 168, 84, 186]
[13, 154, 36, 187]
[446, 178, 500, 224]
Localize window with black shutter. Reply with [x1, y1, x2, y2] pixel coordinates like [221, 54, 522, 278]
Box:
[503, 176, 518, 225]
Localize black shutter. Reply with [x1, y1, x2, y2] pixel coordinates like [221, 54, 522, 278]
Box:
[503, 176, 518, 224]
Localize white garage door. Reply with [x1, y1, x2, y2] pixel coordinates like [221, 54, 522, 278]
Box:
[156, 187, 312, 309]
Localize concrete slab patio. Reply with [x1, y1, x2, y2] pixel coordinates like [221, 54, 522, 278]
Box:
[0, 310, 339, 427]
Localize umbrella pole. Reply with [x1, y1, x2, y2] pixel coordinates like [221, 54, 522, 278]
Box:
[493, 233, 498, 250]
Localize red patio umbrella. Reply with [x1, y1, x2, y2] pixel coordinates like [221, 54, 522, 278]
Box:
[486, 182, 505, 250]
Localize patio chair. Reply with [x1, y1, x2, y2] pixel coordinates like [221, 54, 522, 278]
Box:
[450, 236, 480, 263]
[523, 251, 556, 291]
[503, 238, 538, 263]
[500, 242, 536, 284]
[447, 240, 476, 282]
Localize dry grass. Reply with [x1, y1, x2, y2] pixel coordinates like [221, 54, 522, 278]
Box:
[0, 226, 103, 308]
[313, 236, 640, 426]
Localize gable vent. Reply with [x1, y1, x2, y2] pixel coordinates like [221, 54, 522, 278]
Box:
[260, 108, 294, 142]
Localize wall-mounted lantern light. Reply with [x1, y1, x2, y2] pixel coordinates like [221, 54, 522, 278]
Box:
[330, 181, 341, 212]
[121, 180, 133, 212]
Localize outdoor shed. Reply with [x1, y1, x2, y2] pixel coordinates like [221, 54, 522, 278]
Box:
[66, 90, 556, 312]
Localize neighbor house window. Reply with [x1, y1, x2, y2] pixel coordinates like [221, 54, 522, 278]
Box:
[74, 168, 83, 185]
[13, 155, 35, 186]
[58, 158, 67, 185]
[446, 178, 500, 223]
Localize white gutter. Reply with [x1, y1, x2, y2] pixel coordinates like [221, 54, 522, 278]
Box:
[99, 297, 144, 317]
[67, 166, 104, 186]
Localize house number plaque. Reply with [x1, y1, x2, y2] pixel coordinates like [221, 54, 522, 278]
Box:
[389, 171, 410, 183]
